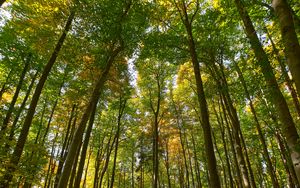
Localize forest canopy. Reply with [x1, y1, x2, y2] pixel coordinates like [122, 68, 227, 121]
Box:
[0, 0, 300, 187]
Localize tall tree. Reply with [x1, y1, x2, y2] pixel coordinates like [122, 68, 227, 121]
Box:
[172, 1, 221, 186]
[234, 0, 300, 182]
[272, 0, 300, 96]
[1, 7, 75, 186]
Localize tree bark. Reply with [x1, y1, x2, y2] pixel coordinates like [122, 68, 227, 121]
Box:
[1, 54, 31, 134]
[164, 139, 172, 188]
[220, 97, 243, 188]
[54, 105, 77, 188]
[213, 102, 234, 188]
[83, 150, 92, 188]
[208, 61, 251, 188]
[109, 98, 126, 188]
[191, 132, 203, 188]
[99, 132, 117, 188]
[57, 44, 122, 187]
[74, 101, 98, 188]
[265, 27, 300, 117]
[69, 140, 82, 187]
[176, 1, 221, 186]
[1, 10, 75, 187]
[234, 60, 279, 187]
[4, 71, 38, 152]
[234, 0, 300, 183]
[273, 0, 300, 96]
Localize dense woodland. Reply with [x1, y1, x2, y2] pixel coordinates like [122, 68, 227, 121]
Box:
[0, 0, 300, 187]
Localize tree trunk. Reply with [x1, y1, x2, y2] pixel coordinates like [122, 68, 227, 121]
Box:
[57, 41, 123, 187]
[184, 130, 195, 188]
[54, 105, 77, 188]
[109, 98, 126, 188]
[211, 129, 226, 187]
[74, 101, 97, 188]
[208, 61, 251, 188]
[170, 91, 189, 187]
[99, 132, 117, 188]
[42, 73, 67, 144]
[93, 137, 105, 188]
[83, 150, 92, 188]
[1, 10, 75, 187]
[131, 148, 135, 188]
[213, 102, 234, 188]
[265, 27, 300, 117]
[178, 2, 221, 186]
[69, 140, 83, 187]
[4, 71, 38, 152]
[44, 133, 58, 188]
[275, 130, 299, 186]
[220, 97, 243, 188]
[191, 132, 203, 188]
[273, 0, 300, 96]
[1, 54, 31, 134]
[234, 0, 300, 183]
[234, 61, 279, 187]
[23, 103, 46, 187]
[164, 139, 172, 188]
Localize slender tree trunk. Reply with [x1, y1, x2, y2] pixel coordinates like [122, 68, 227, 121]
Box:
[184, 130, 195, 188]
[179, 128, 189, 187]
[209, 61, 250, 188]
[234, 0, 300, 182]
[234, 61, 279, 187]
[5, 71, 38, 149]
[213, 102, 234, 188]
[93, 137, 105, 188]
[179, 162, 184, 188]
[275, 130, 298, 187]
[148, 70, 162, 188]
[83, 150, 92, 188]
[44, 133, 58, 188]
[238, 124, 256, 188]
[276, 130, 300, 186]
[57, 42, 123, 187]
[131, 147, 135, 188]
[177, 2, 221, 186]
[23, 103, 46, 188]
[54, 105, 77, 188]
[265, 27, 300, 117]
[164, 139, 172, 188]
[220, 97, 243, 188]
[42, 74, 67, 144]
[272, 0, 300, 96]
[211, 129, 226, 188]
[191, 132, 203, 188]
[99, 133, 117, 188]
[69, 140, 83, 187]
[154, 107, 160, 188]
[109, 98, 126, 188]
[1, 10, 75, 187]
[74, 101, 97, 188]
[221, 61, 256, 188]
[1, 54, 31, 134]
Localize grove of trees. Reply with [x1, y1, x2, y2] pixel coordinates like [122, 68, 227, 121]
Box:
[0, 0, 300, 187]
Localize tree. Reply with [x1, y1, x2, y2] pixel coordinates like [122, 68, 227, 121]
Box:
[1, 5, 75, 186]
[272, 0, 300, 96]
[234, 0, 300, 182]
